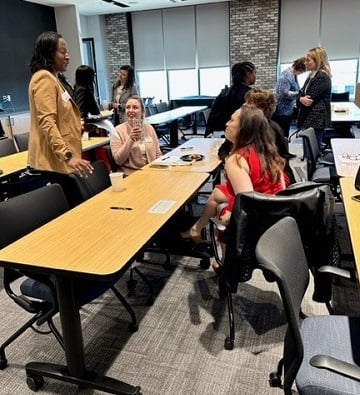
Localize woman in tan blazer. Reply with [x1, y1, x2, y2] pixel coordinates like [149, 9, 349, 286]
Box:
[28, 31, 93, 207]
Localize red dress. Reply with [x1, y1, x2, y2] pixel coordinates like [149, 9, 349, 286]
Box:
[216, 146, 285, 214]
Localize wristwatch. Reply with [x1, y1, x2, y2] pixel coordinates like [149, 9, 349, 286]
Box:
[64, 151, 73, 161]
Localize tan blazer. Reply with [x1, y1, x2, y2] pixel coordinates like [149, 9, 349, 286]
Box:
[28, 70, 82, 174]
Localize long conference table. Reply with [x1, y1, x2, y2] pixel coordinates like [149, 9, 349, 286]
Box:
[339, 177, 360, 277]
[0, 137, 109, 178]
[0, 139, 221, 393]
[146, 105, 207, 147]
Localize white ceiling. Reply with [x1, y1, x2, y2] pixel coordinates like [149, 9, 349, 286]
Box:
[24, 0, 226, 16]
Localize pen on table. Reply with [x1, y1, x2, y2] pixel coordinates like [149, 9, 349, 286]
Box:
[161, 156, 170, 161]
[110, 206, 133, 210]
[180, 146, 193, 150]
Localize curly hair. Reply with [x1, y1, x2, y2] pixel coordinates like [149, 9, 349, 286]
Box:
[244, 88, 276, 119]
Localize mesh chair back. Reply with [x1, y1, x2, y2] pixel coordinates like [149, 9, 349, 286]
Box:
[13, 132, 29, 152]
[298, 128, 320, 178]
[331, 92, 350, 102]
[0, 184, 68, 248]
[0, 138, 17, 157]
[255, 216, 309, 391]
[69, 160, 110, 200]
[155, 101, 168, 113]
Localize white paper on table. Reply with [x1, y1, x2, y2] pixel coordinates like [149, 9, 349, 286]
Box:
[86, 119, 119, 138]
[148, 200, 177, 214]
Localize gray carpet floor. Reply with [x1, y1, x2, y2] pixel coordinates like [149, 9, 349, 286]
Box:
[0, 248, 339, 395]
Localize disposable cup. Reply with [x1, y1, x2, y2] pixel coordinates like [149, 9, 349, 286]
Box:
[109, 172, 124, 192]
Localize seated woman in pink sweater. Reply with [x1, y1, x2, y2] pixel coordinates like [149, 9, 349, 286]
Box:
[110, 96, 162, 176]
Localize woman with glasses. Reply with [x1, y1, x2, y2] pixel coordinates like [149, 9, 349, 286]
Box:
[297, 46, 332, 149]
[28, 31, 93, 208]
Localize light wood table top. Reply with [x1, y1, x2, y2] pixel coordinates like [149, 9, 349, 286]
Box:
[0, 137, 109, 178]
[340, 177, 360, 275]
[0, 170, 209, 278]
[0, 150, 28, 177]
[331, 138, 360, 177]
[144, 137, 224, 174]
[81, 136, 109, 151]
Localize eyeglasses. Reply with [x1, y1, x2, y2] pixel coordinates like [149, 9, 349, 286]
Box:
[342, 152, 360, 161]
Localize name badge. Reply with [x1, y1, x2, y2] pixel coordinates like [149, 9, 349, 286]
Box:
[62, 90, 71, 102]
[144, 136, 153, 143]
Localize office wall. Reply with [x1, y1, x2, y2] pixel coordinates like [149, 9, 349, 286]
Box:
[0, 0, 56, 113]
[104, 0, 279, 90]
[230, 0, 279, 88]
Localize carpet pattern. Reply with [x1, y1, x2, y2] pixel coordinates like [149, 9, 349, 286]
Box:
[0, 252, 330, 395]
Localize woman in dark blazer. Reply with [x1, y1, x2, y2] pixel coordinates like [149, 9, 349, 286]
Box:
[297, 46, 332, 148]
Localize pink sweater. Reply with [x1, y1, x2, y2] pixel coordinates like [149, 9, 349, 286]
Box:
[110, 122, 162, 176]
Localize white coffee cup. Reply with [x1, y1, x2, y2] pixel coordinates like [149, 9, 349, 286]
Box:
[109, 172, 124, 192]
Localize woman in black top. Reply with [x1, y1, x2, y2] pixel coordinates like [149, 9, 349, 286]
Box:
[74, 65, 100, 119]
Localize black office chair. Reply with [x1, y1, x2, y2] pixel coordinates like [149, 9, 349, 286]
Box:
[13, 132, 29, 152]
[331, 92, 350, 102]
[214, 182, 339, 350]
[0, 137, 17, 157]
[298, 127, 340, 198]
[103, 144, 119, 172]
[0, 184, 137, 371]
[256, 216, 360, 395]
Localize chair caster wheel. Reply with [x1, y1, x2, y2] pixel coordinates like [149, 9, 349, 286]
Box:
[224, 337, 234, 350]
[199, 258, 210, 270]
[269, 371, 282, 387]
[128, 323, 139, 333]
[26, 374, 44, 391]
[0, 352, 8, 370]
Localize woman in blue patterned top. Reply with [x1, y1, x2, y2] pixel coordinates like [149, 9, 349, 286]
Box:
[272, 57, 306, 137]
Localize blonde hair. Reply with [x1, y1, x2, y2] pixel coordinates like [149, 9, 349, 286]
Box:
[307, 46, 332, 77]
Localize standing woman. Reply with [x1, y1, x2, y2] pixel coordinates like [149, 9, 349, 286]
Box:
[74, 64, 100, 119]
[272, 57, 306, 137]
[28, 31, 93, 208]
[297, 47, 332, 148]
[111, 65, 138, 125]
[110, 95, 162, 176]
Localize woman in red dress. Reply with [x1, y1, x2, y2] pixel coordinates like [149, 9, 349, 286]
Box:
[181, 105, 286, 263]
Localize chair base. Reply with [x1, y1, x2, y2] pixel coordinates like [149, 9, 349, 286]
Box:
[26, 361, 141, 394]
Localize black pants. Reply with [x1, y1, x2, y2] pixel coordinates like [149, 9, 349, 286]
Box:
[40, 171, 83, 209]
[271, 114, 293, 138]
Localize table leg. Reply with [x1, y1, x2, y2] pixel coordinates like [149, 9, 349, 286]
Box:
[169, 120, 179, 147]
[25, 276, 141, 395]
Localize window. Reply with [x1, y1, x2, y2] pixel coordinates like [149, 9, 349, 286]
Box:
[200, 67, 230, 96]
[330, 59, 358, 98]
[168, 69, 198, 100]
[137, 71, 168, 103]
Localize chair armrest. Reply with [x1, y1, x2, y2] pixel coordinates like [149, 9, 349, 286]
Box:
[310, 354, 360, 381]
[318, 265, 354, 280]
[318, 160, 335, 166]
